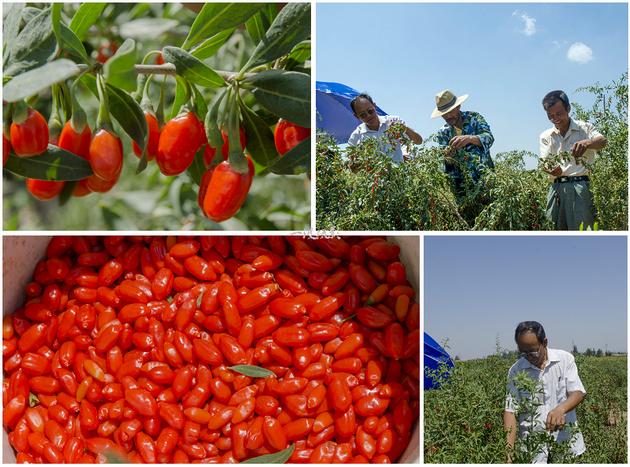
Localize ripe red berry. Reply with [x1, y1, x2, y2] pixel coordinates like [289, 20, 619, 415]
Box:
[96, 40, 118, 64]
[58, 121, 92, 160]
[89, 129, 123, 183]
[157, 112, 205, 175]
[274, 119, 309, 155]
[203, 127, 247, 167]
[9, 109, 49, 157]
[26, 179, 65, 201]
[132, 112, 160, 161]
[198, 157, 255, 222]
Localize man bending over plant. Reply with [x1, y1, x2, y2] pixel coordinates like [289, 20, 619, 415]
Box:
[539, 90, 607, 230]
[504, 321, 586, 463]
[432, 90, 495, 192]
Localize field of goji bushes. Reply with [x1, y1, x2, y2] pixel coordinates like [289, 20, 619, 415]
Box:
[316, 74, 627, 231]
[424, 354, 627, 463]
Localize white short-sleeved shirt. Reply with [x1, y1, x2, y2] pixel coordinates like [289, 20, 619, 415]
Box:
[505, 349, 586, 461]
[347, 115, 404, 163]
[539, 119, 603, 178]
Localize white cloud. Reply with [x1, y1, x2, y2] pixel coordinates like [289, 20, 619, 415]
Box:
[513, 10, 536, 36]
[567, 42, 594, 64]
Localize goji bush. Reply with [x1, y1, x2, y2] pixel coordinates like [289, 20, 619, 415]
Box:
[3, 3, 311, 230]
[3, 235, 419, 463]
[316, 75, 627, 231]
[424, 353, 627, 463]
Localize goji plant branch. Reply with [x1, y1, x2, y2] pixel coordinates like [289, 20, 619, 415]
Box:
[76, 64, 253, 81]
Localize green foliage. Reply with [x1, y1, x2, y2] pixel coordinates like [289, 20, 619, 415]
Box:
[573, 73, 628, 230]
[424, 355, 627, 463]
[3, 2, 311, 230]
[317, 75, 627, 231]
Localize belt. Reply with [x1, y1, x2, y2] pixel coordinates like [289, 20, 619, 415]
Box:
[554, 175, 589, 184]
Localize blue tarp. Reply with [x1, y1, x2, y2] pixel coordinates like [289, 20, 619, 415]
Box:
[315, 81, 387, 144]
[424, 332, 454, 389]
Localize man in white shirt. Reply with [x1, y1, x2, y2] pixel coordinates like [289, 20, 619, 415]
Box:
[539, 90, 607, 230]
[504, 321, 586, 463]
[347, 94, 422, 163]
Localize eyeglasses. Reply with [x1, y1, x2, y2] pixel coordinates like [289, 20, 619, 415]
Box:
[519, 345, 543, 359]
[357, 107, 376, 120]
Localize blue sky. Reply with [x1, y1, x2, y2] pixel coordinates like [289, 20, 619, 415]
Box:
[317, 3, 628, 168]
[424, 236, 627, 360]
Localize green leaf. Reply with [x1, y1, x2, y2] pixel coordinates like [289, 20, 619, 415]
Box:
[287, 40, 311, 64]
[240, 102, 279, 168]
[58, 180, 77, 206]
[190, 29, 234, 60]
[245, 70, 310, 128]
[6, 7, 56, 76]
[182, 3, 263, 50]
[4, 146, 93, 181]
[3, 3, 25, 64]
[59, 22, 90, 63]
[228, 365, 276, 378]
[162, 46, 225, 88]
[51, 6, 90, 64]
[192, 85, 208, 121]
[29, 393, 39, 408]
[242, 3, 310, 71]
[103, 38, 137, 92]
[205, 90, 227, 152]
[187, 145, 207, 187]
[81, 74, 147, 150]
[268, 137, 310, 175]
[240, 444, 295, 464]
[119, 18, 179, 41]
[3, 59, 80, 103]
[245, 12, 269, 45]
[169, 76, 189, 120]
[69, 3, 107, 40]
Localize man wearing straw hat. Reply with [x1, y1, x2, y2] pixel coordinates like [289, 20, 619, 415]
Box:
[432, 90, 495, 191]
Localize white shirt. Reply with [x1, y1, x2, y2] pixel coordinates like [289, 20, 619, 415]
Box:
[539, 118, 603, 178]
[347, 115, 404, 163]
[505, 348, 586, 461]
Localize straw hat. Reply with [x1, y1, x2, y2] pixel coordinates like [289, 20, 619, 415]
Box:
[431, 90, 469, 118]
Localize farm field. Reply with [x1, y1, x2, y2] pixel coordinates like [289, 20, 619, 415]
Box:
[424, 354, 627, 463]
[316, 75, 627, 231]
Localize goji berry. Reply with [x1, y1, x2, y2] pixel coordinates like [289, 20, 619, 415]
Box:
[197, 157, 255, 222]
[10, 108, 48, 157]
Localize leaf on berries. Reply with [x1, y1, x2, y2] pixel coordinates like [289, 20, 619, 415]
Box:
[4, 145, 93, 181]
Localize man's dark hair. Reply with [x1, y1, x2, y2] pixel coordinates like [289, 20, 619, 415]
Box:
[350, 93, 374, 113]
[542, 90, 570, 111]
[514, 321, 546, 343]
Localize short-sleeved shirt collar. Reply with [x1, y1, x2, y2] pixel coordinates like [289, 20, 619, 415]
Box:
[516, 348, 562, 371]
[550, 118, 580, 137]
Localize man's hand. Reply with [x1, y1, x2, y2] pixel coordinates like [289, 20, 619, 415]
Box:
[546, 407, 566, 432]
[543, 165, 563, 177]
[449, 135, 471, 149]
[572, 139, 591, 158]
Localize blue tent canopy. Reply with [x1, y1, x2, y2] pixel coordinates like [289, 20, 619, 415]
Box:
[315, 81, 387, 144]
[424, 332, 454, 389]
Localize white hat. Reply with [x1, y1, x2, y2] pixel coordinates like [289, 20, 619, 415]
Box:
[431, 89, 469, 118]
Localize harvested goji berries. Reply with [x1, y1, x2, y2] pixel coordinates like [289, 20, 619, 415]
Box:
[3, 236, 419, 463]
